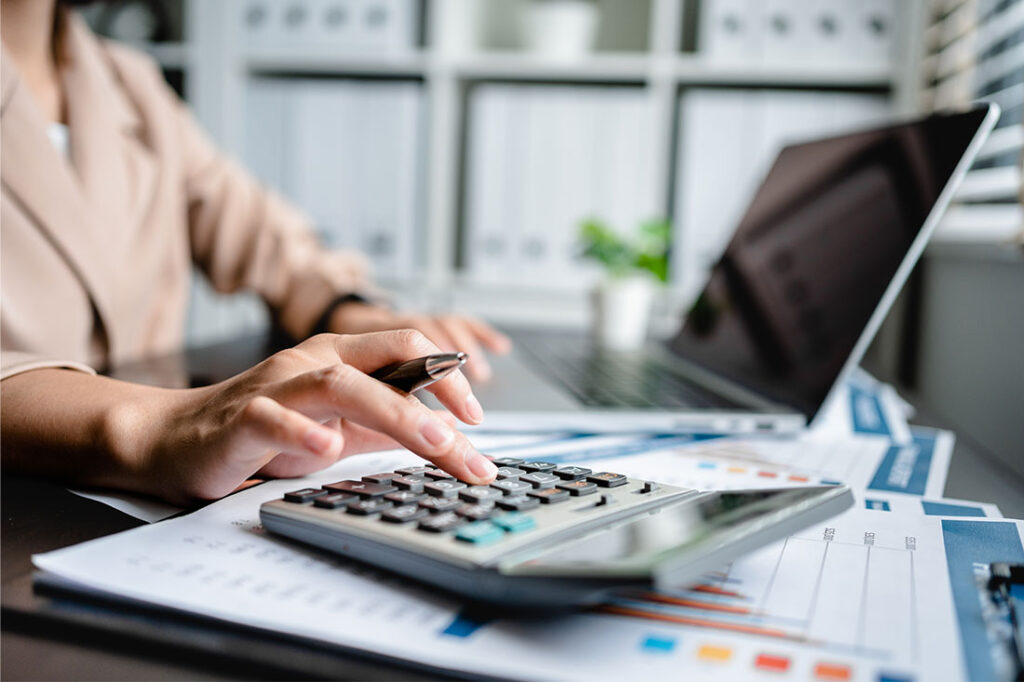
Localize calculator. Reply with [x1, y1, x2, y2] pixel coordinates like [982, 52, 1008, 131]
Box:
[260, 458, 853, 608]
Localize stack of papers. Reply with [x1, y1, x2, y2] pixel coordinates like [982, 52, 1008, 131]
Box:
[40, 372, 1023, 681]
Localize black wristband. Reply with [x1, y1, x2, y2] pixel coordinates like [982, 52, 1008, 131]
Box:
[310, 293, 372, 336]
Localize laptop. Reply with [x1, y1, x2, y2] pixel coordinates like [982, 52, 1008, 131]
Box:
[468, 104, 999, 434]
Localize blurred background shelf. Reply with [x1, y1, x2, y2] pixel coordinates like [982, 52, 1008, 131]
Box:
[80, 0, 1021, 348]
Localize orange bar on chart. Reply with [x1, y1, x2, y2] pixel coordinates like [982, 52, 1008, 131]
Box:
[814, 662, 852, 680]
[697, 644, 733, 662]
[788, 475, 809, 482]
[727, 466, 747, 473]
[757, 471, 778, 478]
[755, 653, 790, 672]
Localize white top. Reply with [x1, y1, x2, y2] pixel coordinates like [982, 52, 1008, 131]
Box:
[47, 122, 70, 157]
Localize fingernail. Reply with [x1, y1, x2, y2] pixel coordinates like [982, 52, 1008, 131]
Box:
[420, 416, 455, 447]
[304, 427, 337, 454]
[466, 450, 497, 480]
[465, 394, 484, 424]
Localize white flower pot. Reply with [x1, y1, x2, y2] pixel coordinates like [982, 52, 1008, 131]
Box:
[521, 0, 599, 60]
[592, 276, 655, 351]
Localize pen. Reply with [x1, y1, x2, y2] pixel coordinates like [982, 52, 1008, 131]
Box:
[369, 352, 468, 393]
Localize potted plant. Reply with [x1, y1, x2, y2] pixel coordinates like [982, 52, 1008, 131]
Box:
[579, 217, 670, 350]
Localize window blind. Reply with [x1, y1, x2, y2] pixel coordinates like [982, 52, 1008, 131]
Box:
[921, 0, 1024, 243]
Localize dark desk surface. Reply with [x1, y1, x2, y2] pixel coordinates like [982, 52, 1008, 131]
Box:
[4, 334, 1023, 680]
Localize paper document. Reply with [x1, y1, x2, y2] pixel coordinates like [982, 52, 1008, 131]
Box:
[35, 447, 1022, 681]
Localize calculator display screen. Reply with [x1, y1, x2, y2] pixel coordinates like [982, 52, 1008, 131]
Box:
[506, 487, 841, 577]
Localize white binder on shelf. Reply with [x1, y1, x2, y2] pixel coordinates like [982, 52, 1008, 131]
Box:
[698, 0, 762, 64]
[245, 79, 423, 281]
[463, 84, 653, 292]
[761, 0, 812, 65]
[854, 0, 898, 70]
[309, 0, 358, 49]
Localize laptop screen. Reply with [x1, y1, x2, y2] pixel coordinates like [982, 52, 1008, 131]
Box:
[668, 106, 992, 418]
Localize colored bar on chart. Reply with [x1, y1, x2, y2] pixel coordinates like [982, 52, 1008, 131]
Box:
[599, 605, 798, 641]
[641, 635, 676, 653]
[727, 466, 747, 473]
[788, 475, 809, 482]
[815, 661, 852, 680]
[755, 653, 790, 672]
[691, 584, 746, 599]
[696, 644, 733, 662]
[758, 471, 778, 478]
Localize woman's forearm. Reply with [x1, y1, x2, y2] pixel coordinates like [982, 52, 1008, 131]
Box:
[0, 369, 185, 493]
[1, 332, 496, 505]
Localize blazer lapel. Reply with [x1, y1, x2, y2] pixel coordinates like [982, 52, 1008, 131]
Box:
[62, 15, 155, 247]
[0, 50, 118, 350]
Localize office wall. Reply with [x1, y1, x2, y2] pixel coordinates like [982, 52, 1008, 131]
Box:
[915, 244, 1024, 476]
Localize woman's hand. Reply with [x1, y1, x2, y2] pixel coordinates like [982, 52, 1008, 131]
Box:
[117, 330, 496, 504]
[328, 303, 511, 382]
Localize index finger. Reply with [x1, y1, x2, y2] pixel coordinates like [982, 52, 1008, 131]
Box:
[299, 330, 483, 426]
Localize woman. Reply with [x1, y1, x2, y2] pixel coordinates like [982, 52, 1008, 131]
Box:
[0, 0, 506, 503]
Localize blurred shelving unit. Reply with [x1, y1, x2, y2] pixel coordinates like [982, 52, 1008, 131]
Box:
[85, 0, 928, 342]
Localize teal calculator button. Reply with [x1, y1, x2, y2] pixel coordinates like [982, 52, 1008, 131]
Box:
[492, 512, 536, 533]
[455, 522, 504, 545]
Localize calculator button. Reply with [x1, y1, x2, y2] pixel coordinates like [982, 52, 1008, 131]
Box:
[395, 466, 433, 476]
[384, 491, 425, 505]
[519, 461, 557, 473]
[425, 480, 466, 498]
[283, 488, 326, 503]
[362, 472, 400, 485]
[418, 512, 465, 533]
[459, 486, 503, 504]
[492, 512, 536, 533]
[455, 504, 494, 521]
[490, 479, 532, 496]
[495, 467, 526, 479]
[346, 499, 393, 516]
[490, 457, 524, 467]
[640, 481, 660, 494]
[554, 466, 592, 481]
[455, 522, 505, 545]
[313, 493, 357, 509]
[381, 505, 429, 524]
[556, 480, 598, 496]
[495, 495, 541, 511]
[527, 488, 570, 504]
[587, 472, 628, 488]
[519, 472, 559, 489]
[392, 476, 426, 492]
[424, 469, 456, 480]
[418, 497, 462, 513]
[323, 480, 395, 498]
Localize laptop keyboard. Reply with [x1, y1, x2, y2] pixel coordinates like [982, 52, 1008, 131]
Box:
[520, 335, 739, 409]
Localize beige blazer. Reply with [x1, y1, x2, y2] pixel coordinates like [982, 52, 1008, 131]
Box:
[1, 14, 372, 380]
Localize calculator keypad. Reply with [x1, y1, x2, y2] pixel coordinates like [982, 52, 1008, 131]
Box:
[418, 512, 465, 533]
[527, 488, 571, 504]
[425, 480, 466, 497]
[519, 472, 559, 488]
[314, 493, 357, 509]
[556, 480, 598, 496]
[276, 463, 682, 557]
[495, 495, 541, 511]
[347, 499, 393, 515]
[324, 480, 394, 498]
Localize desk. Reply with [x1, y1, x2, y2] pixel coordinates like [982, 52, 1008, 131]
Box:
[4, 333, 1023, 680]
